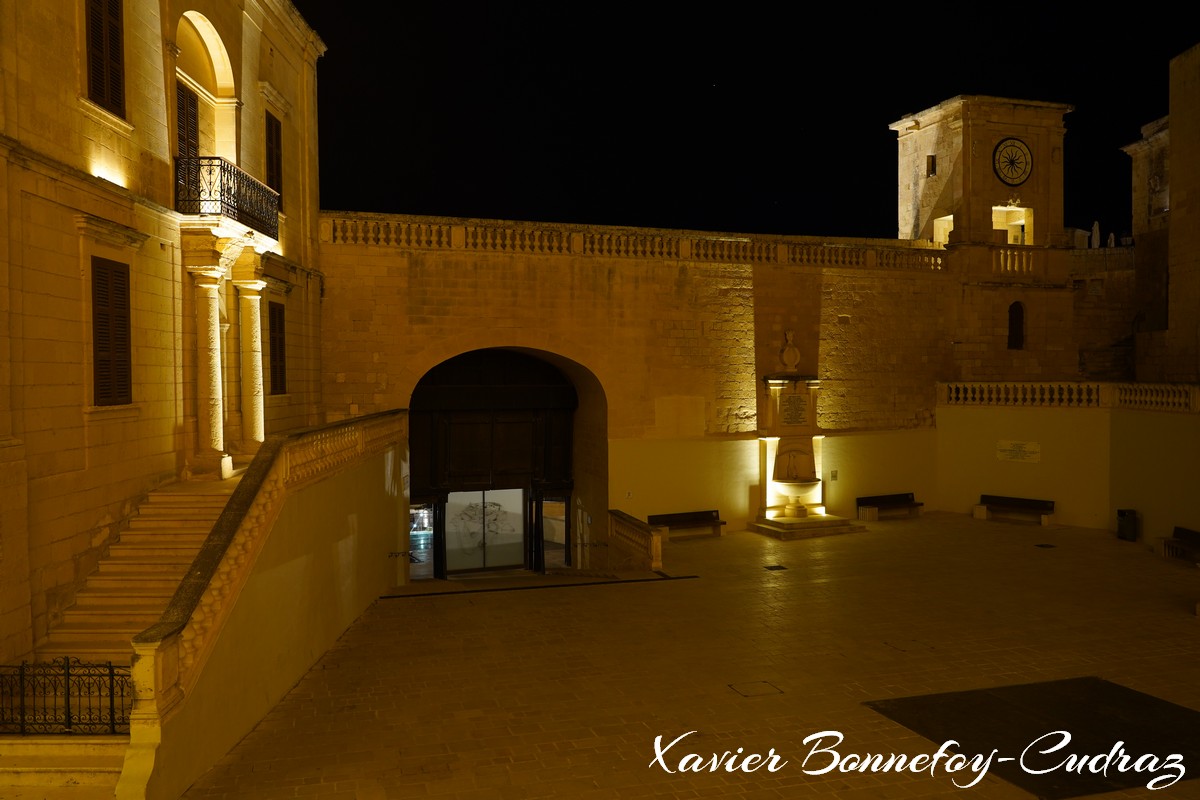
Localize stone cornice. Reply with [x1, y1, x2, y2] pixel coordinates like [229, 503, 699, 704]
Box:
[259, 80, 292, 116]
[74, 213, 150, 249]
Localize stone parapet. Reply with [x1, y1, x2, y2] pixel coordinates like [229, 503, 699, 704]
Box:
[321, 212, 947, 271]
[938, 381, 1199, 412]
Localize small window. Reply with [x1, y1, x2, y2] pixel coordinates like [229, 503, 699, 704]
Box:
[926, 154, 937, 177]
[86, 0, 125, 117]
[268, 301, 286, 394]
[1007, 301, 1025, 350]
[265, 112, 283, 210]
[92, 257, 132, 405]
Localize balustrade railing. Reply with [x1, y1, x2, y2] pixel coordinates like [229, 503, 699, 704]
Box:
[1113, 383, 1198, 412]
[0, 657, 132, 734]
[993, 246, 1036, 274]
[320, 213, 950, 272]
[939, 382, 1200, 413]
[175, 156, 280, 240]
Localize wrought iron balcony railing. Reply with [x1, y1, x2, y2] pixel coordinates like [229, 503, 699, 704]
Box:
[175, 156, 280, 240]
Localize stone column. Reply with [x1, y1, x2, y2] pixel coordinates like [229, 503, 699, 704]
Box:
[235, 280, 267, 450]
[190, 268, 233, 478]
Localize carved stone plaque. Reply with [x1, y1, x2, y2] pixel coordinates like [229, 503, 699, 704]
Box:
[780, 394, 808, 426]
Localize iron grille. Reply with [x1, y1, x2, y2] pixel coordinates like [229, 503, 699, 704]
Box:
[175, 156, 280, 240]
[0, 657, 133, 734]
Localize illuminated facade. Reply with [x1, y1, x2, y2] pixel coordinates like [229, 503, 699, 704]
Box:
[0, 0, 325, 666]
[0, 2, 1198, 796]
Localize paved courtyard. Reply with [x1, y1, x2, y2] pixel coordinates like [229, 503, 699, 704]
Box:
[179, 512, 1200, 799]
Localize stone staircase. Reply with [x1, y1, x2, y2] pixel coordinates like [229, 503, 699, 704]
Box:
[0, 478, 237, 795]
[36, 477, 238, 665]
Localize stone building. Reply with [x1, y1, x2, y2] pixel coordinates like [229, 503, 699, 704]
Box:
[0, 1, 1197, 796]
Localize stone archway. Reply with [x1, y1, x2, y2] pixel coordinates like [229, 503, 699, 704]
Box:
[409, 349, 579, 577]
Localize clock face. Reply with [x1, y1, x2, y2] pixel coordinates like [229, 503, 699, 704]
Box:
[993, 137, 1033, 186]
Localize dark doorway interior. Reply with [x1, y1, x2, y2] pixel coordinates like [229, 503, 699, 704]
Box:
[409, 349, 577, 579]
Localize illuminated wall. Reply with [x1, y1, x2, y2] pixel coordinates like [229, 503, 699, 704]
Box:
[0, 0, 325, 662]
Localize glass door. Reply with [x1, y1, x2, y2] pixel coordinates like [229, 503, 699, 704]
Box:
[445, 488, 525, 573]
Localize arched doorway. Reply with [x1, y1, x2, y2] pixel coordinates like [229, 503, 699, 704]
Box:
[408, 349, 578, 579]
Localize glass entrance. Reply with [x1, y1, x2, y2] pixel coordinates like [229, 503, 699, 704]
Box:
[445, 488, 525, 573]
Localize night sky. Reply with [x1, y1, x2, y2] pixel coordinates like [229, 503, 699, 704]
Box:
[287, 4, 1198, 241]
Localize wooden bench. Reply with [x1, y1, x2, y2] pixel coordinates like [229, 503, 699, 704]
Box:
[647, 510, 727, 540]
[974, 494, 1055, 526]
[856, 493, 923, 521]
[1159, 526, 1200, 565]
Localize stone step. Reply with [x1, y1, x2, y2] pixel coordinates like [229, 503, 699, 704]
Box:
[84, 574, 182, 592]
[0, 753, 123, 786]
[117, 530, 209, 544]
[748, 514, 867, 541]
[41, 621, 147, 640]
[0, 736, 128, 758]
[125, 517, 215, 531]
[143, 491, 232, 505]
[140, 494, 229, 505]
[60, 605, 164, 628]
[72, 589, 174, 609]
[34, 638, 134, 663]
[96, 558, 190, 574]
[104, 543, 202, 559]
[109, 535, 202, 547]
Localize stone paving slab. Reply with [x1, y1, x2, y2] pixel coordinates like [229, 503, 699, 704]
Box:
[170, 512, 1200, 799]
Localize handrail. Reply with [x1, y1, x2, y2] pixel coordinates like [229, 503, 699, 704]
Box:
[608, 510, 663, 572]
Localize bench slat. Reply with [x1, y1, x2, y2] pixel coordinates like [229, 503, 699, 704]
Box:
[979, 494, 1055, 513]
[647, 510, 724, 526]
[647, 510, 726, 540]
[1172, 526, 1200, 546]
[856, 493, 921, 508]
[974, 494, 1055, 526]
[855, 493, 923, 521]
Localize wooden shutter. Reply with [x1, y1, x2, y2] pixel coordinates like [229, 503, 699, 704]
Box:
[265, 112, 283, 210]
[177, 84, 199, 158]
[86, 0, 125, 117]
[92, 257, 132, 406]
[268, 302, 286, 394]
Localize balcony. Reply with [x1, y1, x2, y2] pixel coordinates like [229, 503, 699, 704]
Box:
[175, 157, 279, 240]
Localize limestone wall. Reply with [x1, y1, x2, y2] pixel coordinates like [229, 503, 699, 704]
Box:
[817, 266, 954, 431]
[3, 154, 183, 657]
[0, 0, 325, 661]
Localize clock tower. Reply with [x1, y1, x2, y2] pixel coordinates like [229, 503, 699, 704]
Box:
[890, 96, 1073, 248]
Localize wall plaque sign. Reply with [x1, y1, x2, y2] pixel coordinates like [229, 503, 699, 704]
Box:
[780, 394, 808, 426]
[996, 440, 1041, 462]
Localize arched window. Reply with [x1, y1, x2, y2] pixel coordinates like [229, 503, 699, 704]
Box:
[1007, 301, 1025, 350]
